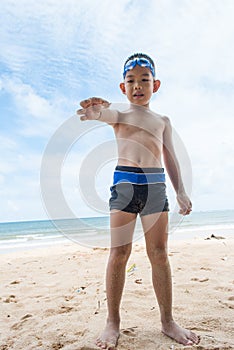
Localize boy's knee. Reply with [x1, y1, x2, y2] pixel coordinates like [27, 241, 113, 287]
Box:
[109, 244, 132, 264]
[147, 247, 168, 264]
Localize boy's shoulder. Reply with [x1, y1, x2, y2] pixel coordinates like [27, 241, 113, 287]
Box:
[148, 111, 171, 126]
[161, 115, 171, 124]
[151, 111, 171, 123]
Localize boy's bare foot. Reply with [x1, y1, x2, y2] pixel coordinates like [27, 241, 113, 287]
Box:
[96, 321, 120, 349]
[162, 320, 200, 346]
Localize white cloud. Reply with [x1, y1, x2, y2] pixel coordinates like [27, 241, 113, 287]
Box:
[1, 76, 69, 137]
[0, 135, 17, 151]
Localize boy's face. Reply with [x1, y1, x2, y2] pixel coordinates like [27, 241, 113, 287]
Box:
[120, 65, 160, 107]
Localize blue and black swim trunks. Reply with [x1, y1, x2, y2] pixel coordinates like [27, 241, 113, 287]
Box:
[109, 166, 169, 216]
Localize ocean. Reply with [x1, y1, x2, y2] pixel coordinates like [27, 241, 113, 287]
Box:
[0, 210, 234, 253]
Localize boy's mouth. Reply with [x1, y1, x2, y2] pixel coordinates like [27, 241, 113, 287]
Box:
[133, 93, 144, 98]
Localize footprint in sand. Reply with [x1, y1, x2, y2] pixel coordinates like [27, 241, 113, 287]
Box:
[64, 295, 75, 301]
[200, 317, 221, 328]
[0, 345, 9, 350]
[21, 313, 33, 320]
[214, 286, 233, 292]
[45, 306, 74, 316]
[4, 295, 17, 303]
[51, 342, 64, 350]
[121, 327, 137, 337]
[218, 300, 234, 309]
[191, 277, 209, 282]
[190, 326, 212, 332]
[47, 270, 58, 274]
[59, 306, 74, 313]
[11, 314, 33, 330]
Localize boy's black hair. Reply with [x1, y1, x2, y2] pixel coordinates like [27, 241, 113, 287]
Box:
[124, 53, 155, 68]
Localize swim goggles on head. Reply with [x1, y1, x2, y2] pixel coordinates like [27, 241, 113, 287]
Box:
[123, 57, 155, 79]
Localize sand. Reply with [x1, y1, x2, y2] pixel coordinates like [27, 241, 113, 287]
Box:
[0, 237, 233, 350]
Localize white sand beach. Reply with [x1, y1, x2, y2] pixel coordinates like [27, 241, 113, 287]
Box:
[0, 238, 233, 350]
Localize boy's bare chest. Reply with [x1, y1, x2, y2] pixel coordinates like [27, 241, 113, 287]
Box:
[115, 115, 164, 141]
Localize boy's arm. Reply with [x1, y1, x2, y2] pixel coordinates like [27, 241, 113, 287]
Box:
[76, 97, 118, 125]
[162, 116, 192, 216]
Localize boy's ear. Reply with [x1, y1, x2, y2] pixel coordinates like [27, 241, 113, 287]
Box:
[153, 79, 161, 93]
[119, 82, 126, 94]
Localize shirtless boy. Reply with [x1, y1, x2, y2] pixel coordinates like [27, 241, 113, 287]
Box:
[77, 53, 200, 349]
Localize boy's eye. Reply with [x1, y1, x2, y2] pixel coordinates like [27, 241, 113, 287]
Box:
[142, 79, 150, 82]
[127, 80, 134, 83]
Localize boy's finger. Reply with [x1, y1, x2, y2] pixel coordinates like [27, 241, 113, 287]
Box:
[100, 98, 111, 107]
[80, 115, 87, 121]
[91, 97, 111, 107]
[101, 98, 110, 104]
[102, 101, 111, 108]
[77, 108, 86, 115]
[180, 207, 192, 215]
[80, 97, 110, 110]
[91, 97, 103, 105]
[80, 99, 91, 108]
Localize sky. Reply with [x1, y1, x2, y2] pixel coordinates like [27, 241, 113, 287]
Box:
[0, 0, 234, 222]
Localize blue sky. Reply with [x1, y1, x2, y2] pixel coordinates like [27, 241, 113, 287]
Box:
[1, 0, 234, 222]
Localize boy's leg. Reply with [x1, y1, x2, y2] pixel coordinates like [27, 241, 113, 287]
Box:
[141, 212, 200, 346]
[96, 210, 137, 350]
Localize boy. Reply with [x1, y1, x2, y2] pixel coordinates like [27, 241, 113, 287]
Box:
[77, 53, 199, 349]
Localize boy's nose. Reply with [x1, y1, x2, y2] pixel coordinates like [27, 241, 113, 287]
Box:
[134, 82, 142, 89]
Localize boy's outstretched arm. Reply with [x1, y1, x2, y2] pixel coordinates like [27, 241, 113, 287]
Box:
[77, 97, 118, 125]
[162, 116, 192, 216]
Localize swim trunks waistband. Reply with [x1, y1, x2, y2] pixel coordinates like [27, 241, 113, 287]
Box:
[113, 166, 165, 185]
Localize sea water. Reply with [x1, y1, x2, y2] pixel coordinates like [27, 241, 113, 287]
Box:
[0, 210, 233, 253]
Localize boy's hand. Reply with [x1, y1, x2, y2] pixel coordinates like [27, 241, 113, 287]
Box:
[176, 192, 192, 216]
[77, 97, 111, 121]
